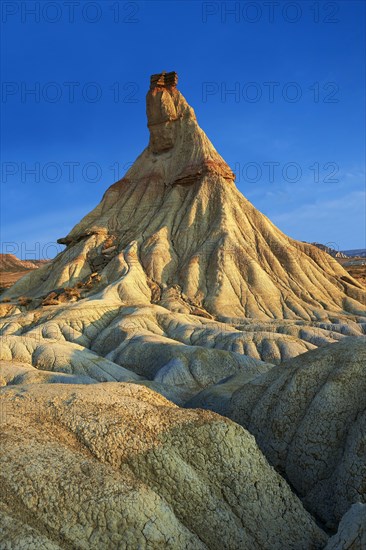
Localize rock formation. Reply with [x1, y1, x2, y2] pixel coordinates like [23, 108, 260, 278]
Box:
[0, 72, 365, 548]
[2, 72, 365, 323]
[189, 337, 366, 530]
[0, 383, 327, 549]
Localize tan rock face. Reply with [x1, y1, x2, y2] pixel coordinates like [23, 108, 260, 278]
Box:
[0, 383, 327, 549]
[147, 73, 182, 153]
[3, 72, 364, 322]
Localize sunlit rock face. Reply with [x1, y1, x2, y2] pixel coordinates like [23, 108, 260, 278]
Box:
[0, 72, 365, 549]
[3, 72, 365, 322]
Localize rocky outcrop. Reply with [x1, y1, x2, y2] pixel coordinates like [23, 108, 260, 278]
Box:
[324, 504, 366, 550]
[0, 72, 365, 547]
[0, 383, 327, 549]
[190, 338, 366, 530]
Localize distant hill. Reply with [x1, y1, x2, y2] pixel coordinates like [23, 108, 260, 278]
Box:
[0, 253, 42, 271]
[297, 244, 364, 287]
[342, 249, 366, 257]
[0, 254, 50, 290]
[311, 243, 348, 258]
[336, 252, 366, 287]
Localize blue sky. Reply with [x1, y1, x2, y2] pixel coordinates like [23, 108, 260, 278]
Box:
[1, 0, 365, 259]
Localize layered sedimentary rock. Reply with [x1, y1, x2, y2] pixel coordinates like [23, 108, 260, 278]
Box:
[2, 72, 365, 324]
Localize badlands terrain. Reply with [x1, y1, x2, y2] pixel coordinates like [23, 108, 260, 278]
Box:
[0, 72, 365, 549]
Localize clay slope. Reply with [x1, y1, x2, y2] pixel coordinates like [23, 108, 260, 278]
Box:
[189, 337, 366, 530]
[2, 72, 365, 322]
[1, 297, 365, 403]
[0, 382, 327, 549]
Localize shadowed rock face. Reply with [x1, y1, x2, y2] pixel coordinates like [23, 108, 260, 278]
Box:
[189, 337, 366, 530]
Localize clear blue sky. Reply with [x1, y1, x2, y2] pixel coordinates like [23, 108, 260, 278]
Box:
[1, 0, 365, 259]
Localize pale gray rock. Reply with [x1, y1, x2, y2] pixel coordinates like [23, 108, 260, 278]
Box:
[221, 338, 366, 529]
[0, 334, 142, 383]
[324, 503, 366, 550]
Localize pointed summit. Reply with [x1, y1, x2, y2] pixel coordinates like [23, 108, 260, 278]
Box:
[4, 73, 365, 323]
[145, 70, 235, 180]
[147, 71, 185, 153]
[149, 71, 179, 89]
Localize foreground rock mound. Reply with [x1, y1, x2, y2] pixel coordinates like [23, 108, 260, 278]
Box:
[0, 383, 327, 549]
[190, 338, 366, 530]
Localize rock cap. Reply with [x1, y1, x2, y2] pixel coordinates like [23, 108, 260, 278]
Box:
[150, 71, 178, 90]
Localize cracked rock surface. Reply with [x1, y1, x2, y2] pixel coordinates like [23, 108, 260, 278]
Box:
[190, 338, 366, 530]
[0, 382, 327, 549]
